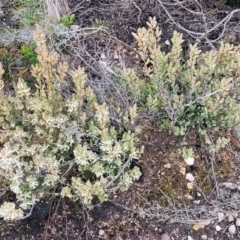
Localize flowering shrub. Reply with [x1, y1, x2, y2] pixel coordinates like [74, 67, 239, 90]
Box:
[0, 25, 142, 221]
[121, 17, 240, 134]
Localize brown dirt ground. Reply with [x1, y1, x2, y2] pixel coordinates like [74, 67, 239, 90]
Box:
[2, 0, 240, 239]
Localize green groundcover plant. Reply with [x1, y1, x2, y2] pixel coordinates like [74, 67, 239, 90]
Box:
[12, 0, 46, 28]
[120, 17, 240, 135]
[0, 25, 142, 221]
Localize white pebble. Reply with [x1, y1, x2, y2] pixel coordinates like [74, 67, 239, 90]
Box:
[184, 157, 194, 165]
[99, 229, 105, 236]
[113, 50, 119, 60]
[186, 173, 195, 182]
[201, 235, 207, 240]
[229, 224, 236, 235]
[236, 218, 240, 227]
[228, 213, 234, 222]
[218, 212, 225, 222]
[163, 163, 171, 168]
[215, 225, 221, 231]
[232, 211, 238, 218]
[70, 25, 80, 31]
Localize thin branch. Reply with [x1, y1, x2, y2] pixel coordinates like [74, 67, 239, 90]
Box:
[156, 0, 240, 44]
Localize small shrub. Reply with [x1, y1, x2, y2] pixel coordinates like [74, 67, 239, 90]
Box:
[12, 0, 46, 28]
[60, 14, 75, 26]
[21, 43, 38, 65]
[0, 25, 142, 221]
[90, 18, 107, 28]
[122, 17, 240, 134]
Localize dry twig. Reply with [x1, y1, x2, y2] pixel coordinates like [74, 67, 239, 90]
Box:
[156, 0, 240, 46]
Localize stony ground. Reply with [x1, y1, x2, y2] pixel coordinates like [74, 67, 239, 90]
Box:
[2, 0, 240, 239]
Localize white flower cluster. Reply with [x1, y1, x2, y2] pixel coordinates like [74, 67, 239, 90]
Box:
[0, 202, 23, 221]
[100, 139, 113, 153]
[67, 99, 79, 113]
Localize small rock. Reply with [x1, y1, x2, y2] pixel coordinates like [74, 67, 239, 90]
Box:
[69, 25, 80, 31]
[99, 229, 105, 236]
[160, 233, 171, 240]
[186, 173, 195, 182]
[113, 50, 119, 60]
[164, 163, 171, 168]
[228, 224, 236, 235]
[187, 236, 193, 240]
[236, 218, 240, 226]
[193, 200, 201, 204]
[165, 40, 170, 45]
[227, 212, 235, 222]
[215, 225, 221, 231]
[201, 234, 207, 240]
[233, 211, 238, 218]
[218, 212, 225, 222]
[100, 53, 106, 60]
[184, 157, 194, 165]
[185, 194, 194, 200]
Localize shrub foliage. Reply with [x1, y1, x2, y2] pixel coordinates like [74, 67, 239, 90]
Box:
[0, 25, 141, 221]
[122, 17, 240, 134]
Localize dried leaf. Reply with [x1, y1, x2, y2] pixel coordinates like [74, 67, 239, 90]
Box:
[180, 167, 186, 175]
[187, 182, 193, 189]
[192, 219, 211, 230]
[192, 223, 204, 231]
